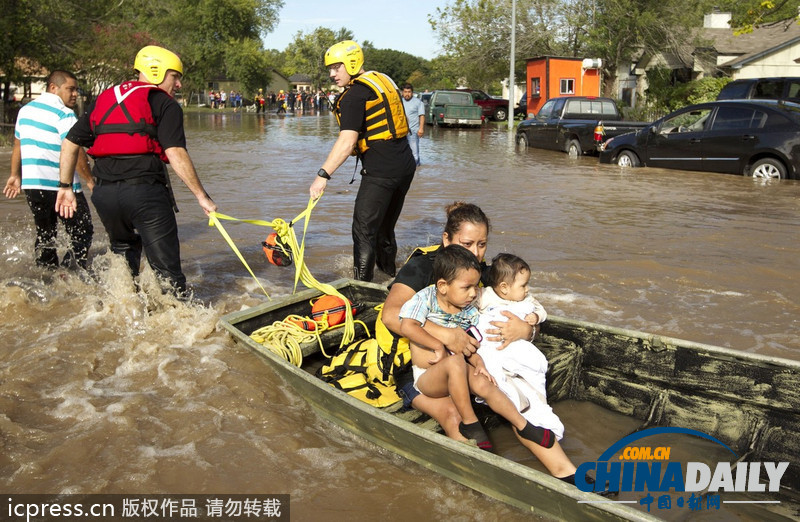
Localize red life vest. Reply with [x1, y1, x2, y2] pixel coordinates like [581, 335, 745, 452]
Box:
[87, 81, 169, 163]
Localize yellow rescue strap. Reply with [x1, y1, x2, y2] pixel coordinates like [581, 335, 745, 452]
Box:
[208, 195, 359, 360]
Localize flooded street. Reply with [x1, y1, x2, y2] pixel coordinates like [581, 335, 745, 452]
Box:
[1, 109, 799, 521]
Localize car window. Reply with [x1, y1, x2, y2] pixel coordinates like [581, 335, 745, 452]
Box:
[717, 80, 752, 100]
[787, 81, 800, 101]
[754, 80, 784, 99]
[658, 109, 711, 134]
[600, 100, 617, 118]
[710, 106, 758, 130]
[537, 100, 555, 119]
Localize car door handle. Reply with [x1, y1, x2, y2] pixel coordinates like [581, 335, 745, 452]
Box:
[689, 138, 702, 144]
[742, 135, 756, 141]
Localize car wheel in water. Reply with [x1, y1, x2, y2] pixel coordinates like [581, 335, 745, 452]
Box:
[494, 107, 508, 121]
[749, 158, 786, 179]
[516, 132, 529, 148]
[567, 139, 582, 157]
[616, 150, 640, 168]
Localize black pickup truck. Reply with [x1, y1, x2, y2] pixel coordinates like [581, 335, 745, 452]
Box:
[515, 96, 648, 155]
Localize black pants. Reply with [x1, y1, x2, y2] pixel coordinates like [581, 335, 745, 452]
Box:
[352, 173, 414, 281]
[91, 179, 186, 294]
[24, 189, 93, 268]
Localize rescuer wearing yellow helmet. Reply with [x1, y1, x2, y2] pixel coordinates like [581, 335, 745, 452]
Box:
[309, 40, 416, 282]
[56, 45, 217, 297]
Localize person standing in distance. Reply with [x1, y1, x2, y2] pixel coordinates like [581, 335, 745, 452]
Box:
[401, 83, 425, 166]
[56, 45, 217, 297]
[4, 70, 94, 269]
[310, 40, 416, 281]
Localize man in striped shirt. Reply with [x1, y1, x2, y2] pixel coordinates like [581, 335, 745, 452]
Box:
[4, 70, 94, 268]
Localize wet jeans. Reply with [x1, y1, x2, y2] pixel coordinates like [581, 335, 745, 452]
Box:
[24, 189, 93, 269]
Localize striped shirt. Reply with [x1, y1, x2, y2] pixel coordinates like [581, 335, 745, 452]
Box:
[399, 284, 480, 331]
[15, 92, 82, 192]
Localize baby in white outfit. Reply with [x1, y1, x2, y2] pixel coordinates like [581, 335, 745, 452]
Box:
[476, 253, 564, 440]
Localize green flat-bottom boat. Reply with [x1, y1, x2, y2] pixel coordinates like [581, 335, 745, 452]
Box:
[218, 279, 800, 520]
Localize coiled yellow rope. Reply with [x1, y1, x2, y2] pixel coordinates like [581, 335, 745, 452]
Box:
[249, 312, 372, 364]
[208, 196, 362, 365]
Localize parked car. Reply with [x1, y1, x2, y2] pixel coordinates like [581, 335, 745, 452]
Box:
[514, 90, 528, 119]
[717, 77, 800, 103]
[426, 90, 483, 128]
[598, 100, 800, 179]
[420, 91, 432, 117]
[516, 96, 649, 155]
[456, 89, 510, 121]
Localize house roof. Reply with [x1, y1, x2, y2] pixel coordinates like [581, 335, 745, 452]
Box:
[288, 73, 312, 83]
[701, 21, 800, 69]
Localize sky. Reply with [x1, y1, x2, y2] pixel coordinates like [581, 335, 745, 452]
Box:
[262, 0, 450, 58]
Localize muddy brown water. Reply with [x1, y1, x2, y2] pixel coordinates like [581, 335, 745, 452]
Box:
[1, 109, 798, 521]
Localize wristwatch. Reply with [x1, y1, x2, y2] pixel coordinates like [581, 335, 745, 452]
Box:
[57, 182, 72, 188]
[317, 168, 331, 180]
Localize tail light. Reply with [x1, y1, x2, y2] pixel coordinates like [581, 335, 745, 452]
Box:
[594, 124, 604, 142]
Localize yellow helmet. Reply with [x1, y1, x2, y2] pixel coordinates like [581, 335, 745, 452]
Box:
[324, 40, 363, 76]
[134, 45, 183, 85]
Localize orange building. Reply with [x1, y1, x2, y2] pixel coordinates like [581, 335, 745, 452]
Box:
[525, 56, 602, 115]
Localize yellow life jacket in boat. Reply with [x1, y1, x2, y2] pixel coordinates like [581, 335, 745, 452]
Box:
[334, 71, 409, 155]
[318, 307, 410, 408]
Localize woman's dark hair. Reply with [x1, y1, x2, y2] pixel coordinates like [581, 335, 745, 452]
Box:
[443, 201, 490, 241]
[487, 253, 530, 288]
[434, 244, 482, 283]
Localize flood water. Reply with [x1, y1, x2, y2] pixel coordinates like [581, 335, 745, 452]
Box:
[1, 109, 799, 521]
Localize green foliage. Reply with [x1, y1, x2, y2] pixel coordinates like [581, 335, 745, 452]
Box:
[2, 0, 283, 98]
[714, 0, 800, 32]
[429, 0, 546, 90]
[362, 47, 430, 85]
[0, 0, 84, 100]
[283, 27, 354, 89]
[643, 66, 732, 113]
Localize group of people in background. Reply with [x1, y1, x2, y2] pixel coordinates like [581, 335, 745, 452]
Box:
[208, 90, 243, 110]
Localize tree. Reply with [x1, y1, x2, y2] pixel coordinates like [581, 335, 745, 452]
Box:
[3, 0, 283, 101]
[582, 0, 712, 97]
[0, 0, 86, 102]
[717, 0, 800, 32]
[283, 27, 354, 89]
[360, 45, 429, 85]
[429, 0, 564, 90]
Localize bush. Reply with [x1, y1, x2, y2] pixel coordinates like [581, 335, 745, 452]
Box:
[640, 66, 733, 118]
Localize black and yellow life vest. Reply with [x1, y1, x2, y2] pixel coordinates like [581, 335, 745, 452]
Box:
[318, 307, 410, 407]
[334, 71, 409, 154]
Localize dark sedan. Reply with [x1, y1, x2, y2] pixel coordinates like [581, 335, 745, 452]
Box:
[599, 100, 800, 179]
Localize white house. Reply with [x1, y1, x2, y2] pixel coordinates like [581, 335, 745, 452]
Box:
[616, 12, 800, 106]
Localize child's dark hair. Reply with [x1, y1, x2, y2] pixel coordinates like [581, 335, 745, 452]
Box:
[434, 245, 481, 283]
[444, 202, 490, 241]
[487, 253, 530, 288]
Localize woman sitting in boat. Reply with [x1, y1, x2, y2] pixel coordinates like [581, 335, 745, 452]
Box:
[379, 202, 582, 484]
[398, 244, 557, 451]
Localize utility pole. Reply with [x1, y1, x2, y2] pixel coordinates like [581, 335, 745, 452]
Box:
[508, 0, 516, 132]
